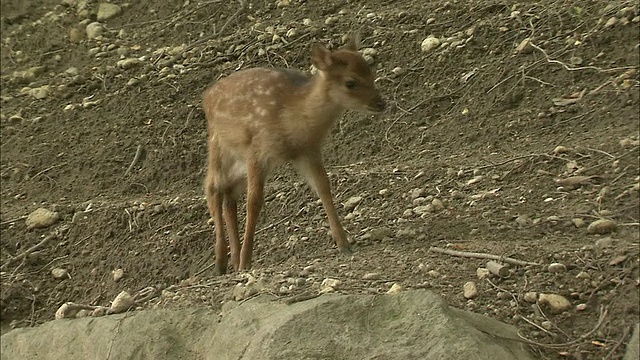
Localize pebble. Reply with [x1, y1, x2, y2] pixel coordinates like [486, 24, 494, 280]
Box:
[595, 237, 614, 249]
[276, 0, 290, 7]
[232, 283, 258, 301]
[324, 16, 337, 25]
[587, 219, 617, 234]
[92, 307, 108, 317]
[51, 268, 69, 280]
[604, 16, 618, 28]
[408, 188, 425, 199]
[76, 310, 90, 318]
[541, 321, 553, 330]
[420, 35, 441, 53]
[97, 3, 122, 21]
[572, 218, 585, 228]
[547, 263, 567, 273]
[538, 293, 572, 314]
[387, 283, 404, 294]
[86, 22, 104, 39]
[29, 86, 51, 100]
[110, 291, 134, 313]
[368, 227, 394, 241]
[26, 208, 60, 229]
[476, 267, 490, 279]
[576, 303, 588, 311]
[363, 272, 381, 280]
[321, 278, 341, 289]
[515, 38, 533, 54]
[463, 281, 478, 299]
[391, 67, 404, 76]
[431, 198, 445, 211]
[576, 271, 590, 279]
[112, 268, 124, 282]
[523, 291, 538, 303]
[117, 58, 143, 69]
[515, 215, 530, 226]
[412, 205, 432, 215]
[343, 196, 362, 211]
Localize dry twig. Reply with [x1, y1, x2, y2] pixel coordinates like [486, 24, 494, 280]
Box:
[429, 246, 539, 266]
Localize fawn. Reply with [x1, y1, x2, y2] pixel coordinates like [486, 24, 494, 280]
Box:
[202, 32, 385, 274]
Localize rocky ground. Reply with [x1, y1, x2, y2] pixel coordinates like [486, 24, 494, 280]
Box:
[1, 0, 639, 359]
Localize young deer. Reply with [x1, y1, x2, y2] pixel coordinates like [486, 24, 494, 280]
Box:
[202, 33, 385, 274]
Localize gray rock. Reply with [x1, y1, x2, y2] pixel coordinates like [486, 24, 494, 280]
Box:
[0, 290, 535, 360]
[97, 3, 122, 21]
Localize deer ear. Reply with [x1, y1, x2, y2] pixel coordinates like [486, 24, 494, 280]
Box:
[311, 44, 332, 70]
[342, 31, 361, 51]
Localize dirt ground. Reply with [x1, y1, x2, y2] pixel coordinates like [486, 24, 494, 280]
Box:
[1, 0, 638, 359]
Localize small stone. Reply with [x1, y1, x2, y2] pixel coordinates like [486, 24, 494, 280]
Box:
[515, 215, 530, 226]
[420, 35, 441, 53]
[76, 310, 90, 318]
[541, 321, 553, 330]
[576, 303, 588, 311]
[51, 268, 69, 280]
[523, 292, 538, 303]
[604, 17, 618, 28]
[391, 67, 404, 76]
[387, 283, 404, 294]
[343, 196, 362, 211]
[97, 3, 122, 21]
[369, 227, 394, 241]
[276, 0, 290, 7]
[117, 58, 143, 69]
[363, 272, 381, 280]
[232, 283, 258, 301]
[86, 22, 104, 39]
[463, 281, 478, 299]
[548, 263, 567, 273]
[30, 86, 51, 100]
[92, 307, 108, 317]
[476, 268, 490, 279]
[112, 268, 124, 282]
[572, 218, 585, 228]
[431, 198, 445, 211]
[26, 208, 60, 229]
[587, 219, 617, 234]
[402, 209, 414, 217]
[576, 271, 590, 279]
[110, 291, 134, 313]
[412, 205, 432, 215]
[321, 278, 341, 289]
[595, 237, 614, 249]
[538, 293, 572, 314]
[515, 38, 533, 54]
[408, 188, 425, 199]
[324, 16, 337, 25]
[553, 145, 570, 154]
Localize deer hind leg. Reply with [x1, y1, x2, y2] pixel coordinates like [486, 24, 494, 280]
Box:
[239, 159, 265, 270]
[293, 154, 352, 254]
[205, 169, 228, 275]
[223, 190, 241, 271]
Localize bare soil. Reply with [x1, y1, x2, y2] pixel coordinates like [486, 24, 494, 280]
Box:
[1, 1, 639, 359]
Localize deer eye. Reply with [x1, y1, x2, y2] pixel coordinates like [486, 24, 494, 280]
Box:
[345, 80, 358, 89]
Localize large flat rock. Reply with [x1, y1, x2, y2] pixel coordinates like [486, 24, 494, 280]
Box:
[1, 290, 534, 360]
